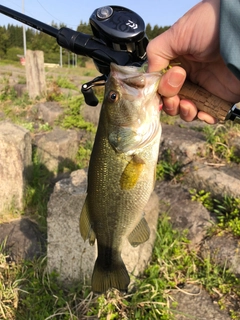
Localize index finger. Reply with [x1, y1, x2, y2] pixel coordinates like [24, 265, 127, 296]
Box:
[146, 29, 178, 72]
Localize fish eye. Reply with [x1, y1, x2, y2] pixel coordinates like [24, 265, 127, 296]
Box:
[108, 91, 119, 102]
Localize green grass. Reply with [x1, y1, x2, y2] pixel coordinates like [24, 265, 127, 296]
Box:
[54, 94, 97, 133]
[24, 148, 54, 230]
[156, 149, 183, 181]
[1, 214, 240, 319]
[203, 123, 240, 163]
[56, 77, 78, 91]
[190, 189, 240, 236]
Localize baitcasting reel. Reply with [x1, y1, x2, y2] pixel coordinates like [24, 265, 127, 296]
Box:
[0, 5, 148, 106]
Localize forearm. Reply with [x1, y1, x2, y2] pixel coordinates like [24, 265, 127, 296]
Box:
[220, 0, 240, 79]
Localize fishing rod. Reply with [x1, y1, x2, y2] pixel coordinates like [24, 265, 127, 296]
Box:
[0, 4, 239, 122]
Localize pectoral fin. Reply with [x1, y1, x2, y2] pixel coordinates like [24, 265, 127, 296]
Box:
[128, 217, 150, 247]
[120, 155, 145, 190]
[79, 197, 96, 245]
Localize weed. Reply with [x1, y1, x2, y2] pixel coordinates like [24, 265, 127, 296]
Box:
[58, 95, 96, 133]
[0, 248, 20, 320]
[46, 81, 64, 102]
[190, 189, 240, 236]
[38, 122, 52, 132]
[203, 123, 240, 163]
[17, 75, 26, 85]
[24, 148, 54, 229]
[1, 214, 240, 319]
[156, 150, 183, 181]
[0, 80, 17, 102]
[56, 77, 78, 90]
[76, 142, 93, 169]
[13, 93, 32, 108]
[160, 113, 177, 125]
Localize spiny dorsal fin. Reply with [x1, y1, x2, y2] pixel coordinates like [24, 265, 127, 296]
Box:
[128, 217, 150, 247]
[79, 197, 96, 246]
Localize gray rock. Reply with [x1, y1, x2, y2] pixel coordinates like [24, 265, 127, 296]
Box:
[184, 161, 240, 199]
[230, 135, 240, 159]
[155, 181, 212, 249]
[170, 284, 231, 320]
[0, 218, 45, 261]
[201, 233, 240, 275]
[160, 123, 206, 164]
[0, 121, 32, 213]
[47, 169, 159, 286]
[81, 103, 101, 126]
[34, 127, 80, 173]
[13, 83, 27, 97]
[47, 169, 94, 285]
[33, 101, 64, 126]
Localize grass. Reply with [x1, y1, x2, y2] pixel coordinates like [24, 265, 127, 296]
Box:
[190, 189, 240, 236]
[156, 149, 183, 182]
[58, 95, 96, 133]
[1, 214, 240, 319]
[203, 122, 240, 163]
[56, 77, 78, 91]
[24, 147, 54, 230]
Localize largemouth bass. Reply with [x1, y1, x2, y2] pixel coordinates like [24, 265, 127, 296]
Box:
[80, 63, 162, 293]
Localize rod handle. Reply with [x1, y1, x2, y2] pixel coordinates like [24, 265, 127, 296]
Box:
[179, 80, 232, 121]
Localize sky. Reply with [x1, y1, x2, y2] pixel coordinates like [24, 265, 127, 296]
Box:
[0, 0, 200, 29]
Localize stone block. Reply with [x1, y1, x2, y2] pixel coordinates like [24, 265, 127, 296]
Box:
[201, 234, 240, 276]
[185, 161, 240, 199]
[170, 284, 231, 320]
[33, 101, 64, 126]
[47, 169, 159, 286]
[155, 180, 213, 250]
[0, 121, 32, 214]
[35, 127, 80, 173]
[160, 123, 206, 164]
[0, 218, 45, 261]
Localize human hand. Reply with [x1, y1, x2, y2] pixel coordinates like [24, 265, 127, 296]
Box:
[147, 0, 240, 123]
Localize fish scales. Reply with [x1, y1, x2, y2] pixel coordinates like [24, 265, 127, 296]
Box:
[80, 63, 162, 293]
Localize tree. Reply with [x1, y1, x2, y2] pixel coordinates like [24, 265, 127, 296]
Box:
[0, 26, 9, 57]
[77, 21, 92, 35]
[0, 23, 171, 62]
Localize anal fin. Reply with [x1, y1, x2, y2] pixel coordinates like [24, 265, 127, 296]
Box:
[128, 217, 150, 247]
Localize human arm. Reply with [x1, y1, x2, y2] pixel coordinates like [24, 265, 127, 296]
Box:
[220, 0, 240, 80]
[147, 0, 240, 123]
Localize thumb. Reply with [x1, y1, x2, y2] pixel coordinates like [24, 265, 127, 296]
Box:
[146, 29, 178, 72]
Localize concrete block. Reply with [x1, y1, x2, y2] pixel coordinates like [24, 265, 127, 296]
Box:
[0, 121, 32, 214]
[47, 169, 159, 286]
[35, 127, 79, 173]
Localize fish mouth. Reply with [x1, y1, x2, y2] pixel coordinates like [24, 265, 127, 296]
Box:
[109, 63, 161, 95]
[110, 63, 141, 75]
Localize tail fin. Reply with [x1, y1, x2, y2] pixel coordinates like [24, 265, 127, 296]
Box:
[91, 256, 130, 294]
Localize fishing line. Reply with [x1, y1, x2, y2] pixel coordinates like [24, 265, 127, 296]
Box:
[35, 0, 78, 28]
